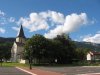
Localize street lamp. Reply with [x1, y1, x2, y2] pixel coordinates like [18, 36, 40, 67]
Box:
[29, 46, 32, 70]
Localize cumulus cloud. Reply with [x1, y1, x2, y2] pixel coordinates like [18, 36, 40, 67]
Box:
[12, 27, 20, 31]
[17, 10, 64, 32]
[44, 13, 88, 38]
[83, 32, 100, 44]
[17, 11, 95, 39]
[0, 28, 5, 33]
[12, 27, 20, 36]
[0, 10, 5, 16]
[0, 10, 16, 25]
[9, 17, 15, 22]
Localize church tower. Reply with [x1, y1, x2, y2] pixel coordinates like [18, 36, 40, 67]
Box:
[11, 25, 26, 63]
[16, 25, 25, 43]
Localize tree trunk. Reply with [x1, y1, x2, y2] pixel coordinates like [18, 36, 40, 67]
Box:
[0, 59, 2, 67]
[29, 58, 32, 70]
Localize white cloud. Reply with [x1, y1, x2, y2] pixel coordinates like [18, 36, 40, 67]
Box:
[12, 27, 20, 31]
[48, 11, 64, 24]
[9, 17, 15, 22]
[17, 11, 95, 39]
[83, 32, 100, 44]
[44, 13, 88, 38]
[17, 10, 64, 32]
[12, 27, 20, 36]
[0, 28, 5, 33]
[0, 10, 5, 16]
[0, 10, 16, 25]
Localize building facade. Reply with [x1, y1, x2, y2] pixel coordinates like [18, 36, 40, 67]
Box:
[11, 25, 26, 63]
[87, 51, 100, 61]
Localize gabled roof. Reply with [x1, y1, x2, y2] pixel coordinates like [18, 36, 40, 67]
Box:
[89, 51, 100, 55]
[92, 51, 100, 55]
[17, 25, 25, 38]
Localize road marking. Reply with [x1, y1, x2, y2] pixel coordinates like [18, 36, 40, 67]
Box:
[16, 67, 37, 75]
[78, 73, 100, 75]
[82, 66, 100, 67]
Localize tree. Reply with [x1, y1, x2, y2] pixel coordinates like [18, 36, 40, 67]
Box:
[0, 45, 4, 66]
[0, 42, 12, 66]
[53, 34, 76, 64]
[24, 34, 77, 65]
[76, 48, 90, 61]
[24, 34, 50, 64]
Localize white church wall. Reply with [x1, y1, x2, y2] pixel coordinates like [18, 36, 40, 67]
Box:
[17, 46, 24, 53]
[87, 53, 91, 60]
[16, 37, 25, 43]
[11, 42, 18, 62]
[16, 37, 19, 42]
[11, 25, 26, 63]
[20, 59, 26, 64]
[16, 46, 24, 62]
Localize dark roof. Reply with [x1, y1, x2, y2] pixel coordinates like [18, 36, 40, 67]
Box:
[92, 51, 100, 55]
[17, 25, 25, 38]
[89, 51, 100, 55]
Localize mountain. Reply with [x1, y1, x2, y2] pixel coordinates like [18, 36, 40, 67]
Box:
[0, 37, 100, 51]
[75, 41, 100, 51]
[0, 37, 15, 43]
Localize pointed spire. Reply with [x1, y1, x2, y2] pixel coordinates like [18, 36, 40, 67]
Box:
[17, 25, 25, 38]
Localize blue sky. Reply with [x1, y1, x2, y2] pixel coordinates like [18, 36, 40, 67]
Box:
[0, 0, 100, 43]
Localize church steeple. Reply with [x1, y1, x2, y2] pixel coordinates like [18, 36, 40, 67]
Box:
[16, 25, 26, 43]
[17, 25, 25, 38]
[11, 25, 26, 63]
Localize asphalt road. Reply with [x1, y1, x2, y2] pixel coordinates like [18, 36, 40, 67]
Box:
[35, 66, 100, 75]
[0, 67, 31, 75]
[1, 66, 100, 75]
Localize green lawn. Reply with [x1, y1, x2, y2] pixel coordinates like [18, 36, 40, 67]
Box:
[1, 61, 100, 67]
[0, 62, 28, 67]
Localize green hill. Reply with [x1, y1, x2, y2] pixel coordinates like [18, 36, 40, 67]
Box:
[0, 37, 100, 51]
[75, 41, 100, 51]
[0, 37, 15, 43]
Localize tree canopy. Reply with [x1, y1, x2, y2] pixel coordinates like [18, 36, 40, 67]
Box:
[0, 42, 12, 64]
[24, 34, 78, 64]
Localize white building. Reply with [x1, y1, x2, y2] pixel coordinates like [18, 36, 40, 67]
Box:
[11, 25, 26, 63]
[87, 51, 100, 61]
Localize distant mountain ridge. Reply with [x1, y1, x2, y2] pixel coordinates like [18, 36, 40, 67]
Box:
[75, 41, 100, 51]
[0, 37, 15, 43]
[0, 37, 100, 51]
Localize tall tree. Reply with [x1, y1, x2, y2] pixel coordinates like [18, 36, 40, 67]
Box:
[24, 34, 77, 64]
[76, 48, 90, 61]
[0, 42, 12, 66]
[54, 34, 76, 64]
[24, 34, 50, 64]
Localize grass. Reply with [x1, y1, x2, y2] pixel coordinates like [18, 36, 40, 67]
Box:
[32, 61, 100, 67]
[1, 61, 100, 67]
[0, 62, 28, 67]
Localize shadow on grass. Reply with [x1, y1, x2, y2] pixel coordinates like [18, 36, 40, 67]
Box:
[32, 61, 100, 67]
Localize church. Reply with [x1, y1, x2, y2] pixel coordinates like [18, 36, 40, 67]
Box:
[11, 25, 26, 63]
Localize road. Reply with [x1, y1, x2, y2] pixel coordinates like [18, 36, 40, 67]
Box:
[1, 66, 100, 75]
[35, 66, 100, 75]
[0, 67, 31, 75]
